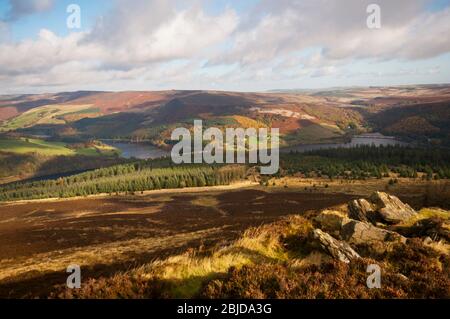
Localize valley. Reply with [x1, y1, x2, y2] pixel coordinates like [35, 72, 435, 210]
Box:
[1, 84, 449, 186]
[1, 0, 449, 303]
[2, 85, 449, 149]
[0, 85, 449, 299]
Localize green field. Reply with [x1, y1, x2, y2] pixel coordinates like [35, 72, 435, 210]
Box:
[0, 138, 118, 157]
[73, 143, 119, 156]
[0, 138, 75, 156]
[0, 104, 96, 131]
[284, 123, 343, 145]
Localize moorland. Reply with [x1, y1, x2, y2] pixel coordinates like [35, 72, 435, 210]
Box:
[0, 85, 449, 298]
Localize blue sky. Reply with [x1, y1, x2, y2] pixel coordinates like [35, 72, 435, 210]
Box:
[0, 0, 110, 40]
[0, 0, 449, 93]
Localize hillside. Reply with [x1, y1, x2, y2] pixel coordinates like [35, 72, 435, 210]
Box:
[1, 190, 447, 299]
[1, 85, 449, 148]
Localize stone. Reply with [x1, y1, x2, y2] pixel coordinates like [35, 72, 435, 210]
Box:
[341, 220, 407, 246]
[312, 229, 360, 263]
[370, 192, 416, 224]
[314, 210, 350, 237]
[348, 199, 377, 224]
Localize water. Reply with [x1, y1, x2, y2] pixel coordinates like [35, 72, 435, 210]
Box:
[282, 133, 409, 153]
[104, 141, 169, 159]
[105, 134, 408, 159]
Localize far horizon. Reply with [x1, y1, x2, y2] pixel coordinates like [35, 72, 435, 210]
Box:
[0, 0, 449, 94]
[3, 82, 450, 96]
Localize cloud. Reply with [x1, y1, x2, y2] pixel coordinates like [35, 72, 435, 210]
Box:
[83, 0, 238, 67]
[0, 20, 9, 42]
[4, 0, 55, 21]
[0, 0, 238, 89]
[0, 0, 449, 93]
[211, 0, 450, 66]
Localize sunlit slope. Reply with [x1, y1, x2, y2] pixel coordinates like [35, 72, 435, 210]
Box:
[0, 104, 100, 131]
[0, 137, 117, 156]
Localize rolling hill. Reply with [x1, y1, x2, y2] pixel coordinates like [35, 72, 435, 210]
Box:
[1, 85, 449, 147]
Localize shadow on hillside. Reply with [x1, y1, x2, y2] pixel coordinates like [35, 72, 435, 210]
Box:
[0, 232, 226, 299]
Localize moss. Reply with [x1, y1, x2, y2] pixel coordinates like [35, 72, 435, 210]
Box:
[399, 208, 449, 227]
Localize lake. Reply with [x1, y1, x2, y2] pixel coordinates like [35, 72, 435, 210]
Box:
[282, 133, 409, 153]
[105, 133, 408, 160]
[103, 141, 169, 159]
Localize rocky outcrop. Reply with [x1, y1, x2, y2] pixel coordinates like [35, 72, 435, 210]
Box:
[310, 192, 425, 261]
[370, 192, 416, 224]
[314, 210, 350, 237]
[348, 199, 376, 223]
[341, 220, 406, 248]
[348, 192, 416, 225]
[312, 229, 360, 263]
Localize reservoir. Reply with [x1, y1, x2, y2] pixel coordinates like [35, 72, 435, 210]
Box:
[105, 133, 408, 159]
[281, 133, 409, 153]
[103, 141, 170, 159]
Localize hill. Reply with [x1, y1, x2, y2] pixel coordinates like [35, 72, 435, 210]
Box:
[1, 190, 447, 299]
[1, 85, 449, 148]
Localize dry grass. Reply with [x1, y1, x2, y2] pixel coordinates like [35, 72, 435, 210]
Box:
[424, 240, 450, 255]
[4, 193, 449, 299]
[127, 217, 306, 298]
[53, 216, 312, 299]
[51, 210, 450, 299]
[0, 228, 223, 283]
[190, 196, 228, 216]
[398, 208, 450, 227]
[267, 177, 449, 198]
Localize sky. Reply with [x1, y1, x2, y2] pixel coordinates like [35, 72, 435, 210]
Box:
[0, 0, 449, 94]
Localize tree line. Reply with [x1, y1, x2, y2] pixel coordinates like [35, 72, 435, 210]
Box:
[0, 161, 247, 201]
[280, 145, 450, 180]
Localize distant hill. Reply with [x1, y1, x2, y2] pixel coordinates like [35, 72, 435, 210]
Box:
[1, 85, 450, 147]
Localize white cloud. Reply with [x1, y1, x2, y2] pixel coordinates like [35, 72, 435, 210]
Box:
[0, 0, 238, 91]
[212, 0, 450, 67]
[82, 0, 238, 67]
[0, 0, 449, 92]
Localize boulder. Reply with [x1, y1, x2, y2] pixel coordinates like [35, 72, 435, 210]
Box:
[312, 229, 360, 263]
[341, 220, 407, 247]
[370, 192, 416, 224]
[314, 210, 350, 237]
[348, 199, 377, 224]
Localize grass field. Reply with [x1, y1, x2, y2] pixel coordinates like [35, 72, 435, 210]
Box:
[284, 123, 344, 145]
[0, 138, 75, 156]
[72, 143, 118, 157]
[0, 104, 98, 131]
[0, 138, 118, 157]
